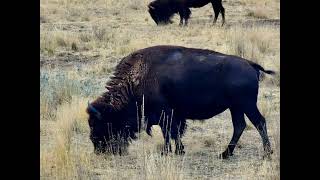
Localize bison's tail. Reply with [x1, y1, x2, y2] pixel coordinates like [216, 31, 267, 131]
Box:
[248, 61, 276, 81]
[248, 61, 275, 74]
[249, 61, 275, 75]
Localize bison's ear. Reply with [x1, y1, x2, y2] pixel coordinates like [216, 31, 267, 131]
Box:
[87, 101, 101, 119]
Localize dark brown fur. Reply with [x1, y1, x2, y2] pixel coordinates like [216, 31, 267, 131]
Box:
[87, 45, 274, 158]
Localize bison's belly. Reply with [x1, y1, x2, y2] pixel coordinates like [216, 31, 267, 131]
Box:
[188, 0, 210, 8]
[183, 105, 228, 120]
[167, 92, 229, 120]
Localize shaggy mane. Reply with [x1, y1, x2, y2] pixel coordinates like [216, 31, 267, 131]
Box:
[103, 52, 149, 111]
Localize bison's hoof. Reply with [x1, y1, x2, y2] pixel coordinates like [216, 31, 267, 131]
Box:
[219, 151, 233, 159]
[161, 148, 172, 156]
[161, 151, 170, 156]
[263, 154, 272, 160]
[175, 150, 185, 155]
[263, 150, 273, 160]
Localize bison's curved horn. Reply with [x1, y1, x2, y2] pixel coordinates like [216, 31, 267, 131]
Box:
[87, 101, 101, 118]
[106, 85, 112, 91]
[148, 4, 155, 10]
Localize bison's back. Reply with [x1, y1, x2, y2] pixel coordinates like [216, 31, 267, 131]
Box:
[133, 46, 260, 119]
[187, 0, 211, 8]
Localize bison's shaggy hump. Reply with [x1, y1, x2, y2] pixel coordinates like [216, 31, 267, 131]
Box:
[104, 52, 150, 110]
[104, 46, 184, 109]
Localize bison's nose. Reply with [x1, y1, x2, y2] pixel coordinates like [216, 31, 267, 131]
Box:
[94, 147, 107, 155]
[94, 149, 101, 155]
[93, 141, 106, 154]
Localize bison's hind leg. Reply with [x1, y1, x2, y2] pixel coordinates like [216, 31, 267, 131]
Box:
[211, 0, 225, 26]
[219, 107, 246, 159]
[244, 103, 273, 159]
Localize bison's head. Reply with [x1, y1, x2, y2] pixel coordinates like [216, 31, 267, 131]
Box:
[148, 2, 175, 25]
[86, 101, 138, 155]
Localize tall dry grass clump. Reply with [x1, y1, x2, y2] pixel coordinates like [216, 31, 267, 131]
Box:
[40, 31, 81, 56]
[226, 26, 276, 62]
[142, 153, 185, 180]
[247, 7, 269, 19]
[245, 0, 278, 19]
[40, 97, 93, 179]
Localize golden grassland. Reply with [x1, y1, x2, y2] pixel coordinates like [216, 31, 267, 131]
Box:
[40, 0, 280, 179]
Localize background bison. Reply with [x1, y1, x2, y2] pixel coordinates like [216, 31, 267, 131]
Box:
[87, 45, 274, 159]
[148, 0, 225, 26]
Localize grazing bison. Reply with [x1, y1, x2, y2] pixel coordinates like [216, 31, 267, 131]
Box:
[87, 45, 274, 159]
[148, 0, 225, 26]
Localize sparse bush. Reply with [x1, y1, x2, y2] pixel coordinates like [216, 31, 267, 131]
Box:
[71, 42, 78, 51]
[79, 32, 92, 43]
[66, 7, 81, 21]
[248, 30, 272, 54]
[56, 36, 67, 47]
[92, 25, 106, 41]
[128, 0, 142, 10]
[40, 33, 58, 56]
[40, 71, 79, 119]
[81, 12, 91, 21]
[40, 71, 101, 120]
[203, 138, 215, 147]
[247, 8, 269, 19]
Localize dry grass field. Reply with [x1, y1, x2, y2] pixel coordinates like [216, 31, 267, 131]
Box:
[40, 0, 280, 179]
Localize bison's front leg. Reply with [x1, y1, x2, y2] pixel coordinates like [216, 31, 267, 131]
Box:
[160, 126, 172, 155]
[178, 12, 184, 26]
[159, 110, 186, 155]
[159, 111, 173, 155]
[171, 118, 187, 155]
[178, 8, 191, 26]
[161, 123, 185, 155]
[174, 138, 185, 155]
